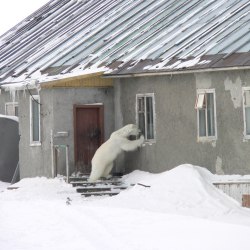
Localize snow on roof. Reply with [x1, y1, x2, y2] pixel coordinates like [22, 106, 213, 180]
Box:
[0, 0, 250, 83]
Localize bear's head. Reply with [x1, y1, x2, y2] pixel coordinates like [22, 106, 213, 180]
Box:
[113, 124, 141, 140]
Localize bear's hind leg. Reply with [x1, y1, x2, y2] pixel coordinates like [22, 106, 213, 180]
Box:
[88, 165, 104, 182]
[101, 163, 113, 179]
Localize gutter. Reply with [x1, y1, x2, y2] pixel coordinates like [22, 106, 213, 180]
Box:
[0, 79, 39, 91]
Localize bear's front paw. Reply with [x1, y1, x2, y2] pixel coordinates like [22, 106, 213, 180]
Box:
[139, 134, 145, 145]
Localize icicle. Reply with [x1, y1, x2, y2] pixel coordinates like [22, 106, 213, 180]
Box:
[22, 88, 27, 99]
[9, 87, 16, 103]
[17, 89, 20, 101]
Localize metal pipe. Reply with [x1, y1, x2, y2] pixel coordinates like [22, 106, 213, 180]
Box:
[66, 145, 69, 183]
[51, 129, 55, 178]
[11, 162, 19, 184]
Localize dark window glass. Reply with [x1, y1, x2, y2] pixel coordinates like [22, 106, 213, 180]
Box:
[198, 92, 216, 138]
[137, 95, 155, 140]
[32, 99, 40, 142]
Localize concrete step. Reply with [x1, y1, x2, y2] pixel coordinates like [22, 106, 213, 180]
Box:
[76, 187, 111, 193]
[69, 176, 122, 182]
[81, 191, 120, 197]
[70, 174, 129, 197]
[71, 180, 124, 187]
[76, 185, 127, 193]
[69, 176, 89, 182]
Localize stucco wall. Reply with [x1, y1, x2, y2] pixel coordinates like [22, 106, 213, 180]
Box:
[114, 70, 250, 175]
[0, 89, 19, 114]
[18, 87, 114, 178]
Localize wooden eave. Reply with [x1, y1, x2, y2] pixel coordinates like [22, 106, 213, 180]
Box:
[40, 72, 113, 89]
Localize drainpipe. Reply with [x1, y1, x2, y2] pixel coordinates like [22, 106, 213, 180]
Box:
[51, 129, 55, 178]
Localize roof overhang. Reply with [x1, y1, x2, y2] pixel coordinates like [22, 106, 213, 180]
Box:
[0, 70, 113, 91]
[104, 66, 250, 78]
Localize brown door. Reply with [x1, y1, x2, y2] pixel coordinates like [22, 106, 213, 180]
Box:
[74, 105, 104, 174]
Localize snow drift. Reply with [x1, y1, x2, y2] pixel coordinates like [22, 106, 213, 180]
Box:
[94, 164, 250, 223]
[1, 164, 250, 250]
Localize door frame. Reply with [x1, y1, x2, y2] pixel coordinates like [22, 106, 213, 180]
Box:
[73, 104, 104, 168]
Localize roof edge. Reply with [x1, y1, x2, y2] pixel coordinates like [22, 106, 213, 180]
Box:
[104, 66, 250, 78]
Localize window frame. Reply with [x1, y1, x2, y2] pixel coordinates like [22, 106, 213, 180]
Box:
[5, 102, 18, 116]
[196, 89, 217, 141]
[242, 87, 250, 140]
[30, 95, 41, 146]
[136, 93, 156, 143]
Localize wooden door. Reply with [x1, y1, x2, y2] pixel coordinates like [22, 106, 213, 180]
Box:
[74, 105, 104, 174]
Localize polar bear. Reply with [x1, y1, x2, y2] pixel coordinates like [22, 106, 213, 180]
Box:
[89, 124, 144, 182]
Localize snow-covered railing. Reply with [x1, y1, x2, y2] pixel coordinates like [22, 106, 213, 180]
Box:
[50, 130, 70, 183]
[213, 180, 250, 207]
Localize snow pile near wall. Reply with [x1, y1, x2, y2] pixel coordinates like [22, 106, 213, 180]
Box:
[0, 176, 78, 201]
[95, 164, 250, 223]
[1, 164, 250, 250]
[0, 181, 9, 192]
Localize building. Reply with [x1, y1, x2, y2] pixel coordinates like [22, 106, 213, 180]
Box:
[0, 0, 250, 178]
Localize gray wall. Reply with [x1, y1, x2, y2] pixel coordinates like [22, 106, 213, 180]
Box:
[114, 70, 250, 175]
[0, 89, 20, 114]
[18, 87, 114, 178]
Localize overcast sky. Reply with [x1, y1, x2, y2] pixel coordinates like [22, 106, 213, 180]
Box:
[0, 0, 49, 35]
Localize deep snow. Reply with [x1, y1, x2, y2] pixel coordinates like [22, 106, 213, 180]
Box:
[1, 164, 250, 250]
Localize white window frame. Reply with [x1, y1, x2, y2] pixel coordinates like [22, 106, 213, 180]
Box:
[5, 102, 18, 116]
[136, 93, 156, 143]
[30, 95, 41, 146]
[196, 89, 217, 141]
[243, 87, 250, 140]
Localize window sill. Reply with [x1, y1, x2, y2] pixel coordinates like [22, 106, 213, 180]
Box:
[30, 142, 41, 147]
[143, 139, 156, 145]
[197, 137, 217, 143]
[243, 135, 250, 140]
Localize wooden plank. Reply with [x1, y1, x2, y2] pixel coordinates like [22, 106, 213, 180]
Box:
[41, 74, 113, 88]
[242, 194, 250, 208]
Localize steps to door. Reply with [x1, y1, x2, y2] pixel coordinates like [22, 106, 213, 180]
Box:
[69, 175, 130, 197]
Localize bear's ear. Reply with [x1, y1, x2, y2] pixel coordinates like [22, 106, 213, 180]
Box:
[125, 124, 133, 130]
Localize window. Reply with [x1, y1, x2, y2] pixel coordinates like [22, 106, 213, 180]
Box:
[30, 95, 41, 145]
[136, 93, 155, 142]
[5, 102, 18, 116]
[195, 89, 217, 140]
[243, 87, 250, 139]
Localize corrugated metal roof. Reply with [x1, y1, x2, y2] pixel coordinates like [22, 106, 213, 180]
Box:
[0, 0, 250, 83]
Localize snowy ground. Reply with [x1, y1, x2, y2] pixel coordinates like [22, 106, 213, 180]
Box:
[1, 164, 250, 250]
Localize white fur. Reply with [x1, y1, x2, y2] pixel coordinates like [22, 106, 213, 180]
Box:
[89, 124, 144, 182]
